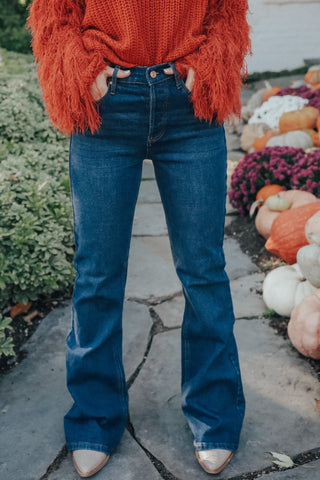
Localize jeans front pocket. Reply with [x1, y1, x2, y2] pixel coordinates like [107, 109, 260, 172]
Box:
[96, 77, 113, 104]
[180, 78, 192, 96]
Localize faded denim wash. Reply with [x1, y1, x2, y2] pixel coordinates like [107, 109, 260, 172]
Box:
[64, 61, 246, 455]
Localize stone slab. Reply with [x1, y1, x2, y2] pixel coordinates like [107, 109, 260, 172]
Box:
[137, 179, 161, 204]
[224, 215, 234, 229]
[129, 320, 320, 479]
[153, 272, 266, 326]
[125, 236, 182, 301]
[153, 294, 185, 328]
[230, 272, 266, 318]
[47, 430, 162, 480]
[142, 159, 155, 179]
[0, 300, 152, 480]
[224, 238, 259, 280]
[258, 461, 320, 480]
[132, 203, 168, 236]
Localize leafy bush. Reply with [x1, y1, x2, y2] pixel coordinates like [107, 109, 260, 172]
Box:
[0, 48, 75, 315]
[229, 147, 320, 215]
[0, 314, 14, 358]
[0, 0, 32, 54]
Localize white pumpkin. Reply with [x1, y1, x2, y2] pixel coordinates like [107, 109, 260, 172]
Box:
[263, 263, 317, 317]
[305, 211, 320, 244]
[240, 122, 270, 152]
[266, 130, 313, 149]
[297, 243, 320, 288]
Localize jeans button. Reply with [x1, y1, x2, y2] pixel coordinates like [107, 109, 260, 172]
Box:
[150, 70, 157, 78]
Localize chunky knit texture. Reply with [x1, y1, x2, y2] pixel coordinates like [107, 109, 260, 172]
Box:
[27, 0, 252, 135]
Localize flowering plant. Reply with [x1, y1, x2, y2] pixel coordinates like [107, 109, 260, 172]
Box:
[229, 146, 320, 216]
[275, 86, 320, 110]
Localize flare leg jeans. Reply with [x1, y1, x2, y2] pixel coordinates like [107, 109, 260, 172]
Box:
[64, 61, 245, 454]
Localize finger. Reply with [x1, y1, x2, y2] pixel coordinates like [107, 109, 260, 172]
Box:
[163, 67, 174, 75]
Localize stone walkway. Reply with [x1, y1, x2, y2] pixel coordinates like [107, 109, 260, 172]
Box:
[1, 78, 320, 480]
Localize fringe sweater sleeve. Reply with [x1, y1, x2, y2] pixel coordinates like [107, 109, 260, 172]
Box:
[174, 0, 252, 125]
[27, 0, 108, 135]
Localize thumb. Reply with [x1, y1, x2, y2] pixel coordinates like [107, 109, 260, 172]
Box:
[117, 69, 131, 78]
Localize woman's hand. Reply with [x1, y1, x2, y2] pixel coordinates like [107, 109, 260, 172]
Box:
[164, 66, 195, 93]
[90, 66, 131, 101]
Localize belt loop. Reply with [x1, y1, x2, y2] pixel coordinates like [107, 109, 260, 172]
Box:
[168, 61, 183, 89]
[110, 65, 120, 95]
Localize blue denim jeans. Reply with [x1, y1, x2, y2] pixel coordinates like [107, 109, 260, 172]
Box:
[64, 61, 245, 455]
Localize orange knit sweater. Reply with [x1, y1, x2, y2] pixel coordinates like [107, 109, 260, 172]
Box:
[27, 0, 252, 135]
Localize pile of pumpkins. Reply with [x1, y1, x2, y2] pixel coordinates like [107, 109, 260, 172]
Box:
[241, 64, 320, 152]
[253, 185, 320, 359]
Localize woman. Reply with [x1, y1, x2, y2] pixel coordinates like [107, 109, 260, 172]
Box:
[27, 0, 252, 477]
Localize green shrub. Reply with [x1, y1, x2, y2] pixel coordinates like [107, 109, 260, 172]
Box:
[0, 314, 14, 358]
[0, 0, 32, 54]
[0, 48, 75, 316]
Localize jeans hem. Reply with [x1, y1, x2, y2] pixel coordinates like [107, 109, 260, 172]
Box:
[66, 442, 112, 455]
[193, 441, 239, 451]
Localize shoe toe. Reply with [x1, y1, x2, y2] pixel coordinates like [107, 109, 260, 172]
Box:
[72, 449, 109, 477]
[196, 448, 234, 474]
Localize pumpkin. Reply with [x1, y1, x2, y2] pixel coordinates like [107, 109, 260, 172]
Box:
[279, 107, 319, 133]
[266, 130, 313, 150]
[262, 86, 282, 103]
[316, 117, 320, 131]
[265, 202, 320, 264]
[305, 70, 320, 85]
[265, 194, 291, 211]
[311, 130, 320, 148]
[287, 289, 320, 359]
[240, 123, 270, 152]
[256, 184, 283, 202]
[255, 190, 318, 240]
[297, 243, 320, 288]
[253, 129, 280, 151]
[263, 263, 316, 317]
[305, 211, 320, 243]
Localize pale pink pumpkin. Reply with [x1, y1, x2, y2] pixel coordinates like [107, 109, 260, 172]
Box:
[288, 289, 320, 359]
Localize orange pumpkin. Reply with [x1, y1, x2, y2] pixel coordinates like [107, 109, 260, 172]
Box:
[265, 202, 320, 264]
[311, 130, 320, 147]
[253, 129, 280, 151]
[262, 86, 282, 103]
[305, 70, 320, 85]
[256, 184, 283, 202]
[317, 117, 320, 131]
[279, 107, 319, 133]
[255, 190, 318, 240]
[288, 289, 320, 359]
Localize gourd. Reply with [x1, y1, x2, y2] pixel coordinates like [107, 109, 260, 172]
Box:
[297, 243, 320, 288]
[263, 264, 316, 317]
[265, 202, 320, 264]
[287, 289, 320, 359]
[256, 184, 283, 202]
[311, 130, 320, 148]
[262, 86, 282, 103]
[265, 194, 291, 211]
[305, 211, 320, 243]
[305, 66, 320, 85]
[254, 190, 318, 240]
[266, 130, 313, 149]
[240, 123, 270, 152]
[253, 129, 280, 151]
[279, 107, 319, 133]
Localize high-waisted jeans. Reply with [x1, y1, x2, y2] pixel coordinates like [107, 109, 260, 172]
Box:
[64, 61, 245, 455]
